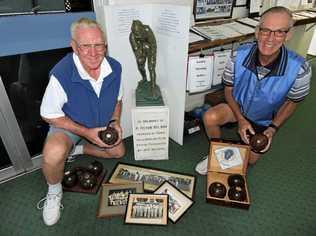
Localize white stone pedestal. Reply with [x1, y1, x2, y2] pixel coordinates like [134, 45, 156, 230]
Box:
[132, 93, 169, 161]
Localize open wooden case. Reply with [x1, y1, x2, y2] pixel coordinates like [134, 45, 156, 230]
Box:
[206, 139, 251, 209]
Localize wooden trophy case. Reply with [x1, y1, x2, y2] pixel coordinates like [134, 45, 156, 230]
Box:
[206, 139, 251, 209]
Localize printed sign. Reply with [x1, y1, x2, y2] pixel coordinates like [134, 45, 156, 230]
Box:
[132, 106, 169, 160]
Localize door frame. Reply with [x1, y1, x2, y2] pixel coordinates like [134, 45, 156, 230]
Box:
[0, 75, 37, 182]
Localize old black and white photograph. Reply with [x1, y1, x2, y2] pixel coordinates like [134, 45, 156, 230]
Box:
[194, 0, 234, 21]
[108, 163, 196, 198]
[125, 194, 168, 225]
[97, 182, 143, 218]
[108, 188, 135, 206]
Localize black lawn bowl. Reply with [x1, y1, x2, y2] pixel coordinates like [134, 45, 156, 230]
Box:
[62, 170, 78, 188]
[209, 182, 227, 198]
[228, 186, 246, 202]
[228, 174, 245, 188]
[98, 127, 119, 145]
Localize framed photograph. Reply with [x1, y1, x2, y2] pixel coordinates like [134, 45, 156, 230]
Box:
[194, 0, 234, 21]
[97, 182, 144, 218]
[125, 193, 168, 225]
[154, 181, 194, 223]
[108, 162, 196, 198]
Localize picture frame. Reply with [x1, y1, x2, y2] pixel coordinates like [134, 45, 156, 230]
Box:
[108, 162, 196, 198]
[194, 0, 234, 21]
[154, 181, 194, 223]
[124, 193, 168, 226]
[96, 182, 144, 218]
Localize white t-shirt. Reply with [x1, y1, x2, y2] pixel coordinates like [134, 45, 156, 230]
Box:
[40, 53, 123, 119]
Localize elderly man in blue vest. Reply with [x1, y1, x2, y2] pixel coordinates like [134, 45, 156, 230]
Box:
[38, 18, 125, 226]
[195, 6, 311, 175]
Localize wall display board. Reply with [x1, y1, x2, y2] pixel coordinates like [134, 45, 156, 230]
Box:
[194, 0, 234, 21]
[94, 1, 191, 145]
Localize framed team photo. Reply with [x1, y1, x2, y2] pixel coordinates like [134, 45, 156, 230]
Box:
[97, 182, 144, 218]
[124, 193, 168, 226]
[108, 162, 196, 198]
[194, 0, 234, 21]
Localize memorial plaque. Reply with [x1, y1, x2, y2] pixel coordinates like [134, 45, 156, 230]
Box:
[132, 105, 169, 161]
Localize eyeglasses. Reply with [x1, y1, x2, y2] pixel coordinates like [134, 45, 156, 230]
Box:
[258, 27, 290, 38]
[73, 39, 106, 53]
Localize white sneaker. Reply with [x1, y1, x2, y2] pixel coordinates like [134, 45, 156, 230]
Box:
[195, 155, 209, 175]
[37, 192, 63, 226]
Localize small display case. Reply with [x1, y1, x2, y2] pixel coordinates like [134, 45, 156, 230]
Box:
[206, 139, 251, 209]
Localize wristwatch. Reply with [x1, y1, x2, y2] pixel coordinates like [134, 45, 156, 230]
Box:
[269, 123, 279, 132]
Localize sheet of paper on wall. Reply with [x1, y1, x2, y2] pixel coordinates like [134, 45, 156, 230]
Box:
[191, 25, 226, 40]
[307, 25, 316, 56]
[224, 22, 255, 35]
[217, 24, 242, 38]
[249, 0, 261, 14]
[276, 0, 301, 9]
[236, 18, 259, 28]
[295, 11, 316, 18]
[292, 13, 309, 20]
[212, 50, 231, 86]
[235, 0, 247, 6]
[189, 31, 205, 43]
[187, 55, 214, 93]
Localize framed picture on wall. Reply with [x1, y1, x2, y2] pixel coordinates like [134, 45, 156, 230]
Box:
[194, 0, 234, 21]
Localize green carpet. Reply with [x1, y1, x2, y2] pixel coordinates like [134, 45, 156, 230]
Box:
[0, 60, 315, 236]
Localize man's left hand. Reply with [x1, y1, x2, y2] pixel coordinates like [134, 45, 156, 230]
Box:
[108, 120, 123, 146]
[260, 127, 277, 153]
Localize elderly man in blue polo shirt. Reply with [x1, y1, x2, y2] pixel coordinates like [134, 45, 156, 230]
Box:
[37, 18, 125, 226]
[195, 6, 311, 175]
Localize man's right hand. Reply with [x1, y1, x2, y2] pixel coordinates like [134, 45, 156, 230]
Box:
[238, 118, 255, 144]
[84, 127, 109, 148]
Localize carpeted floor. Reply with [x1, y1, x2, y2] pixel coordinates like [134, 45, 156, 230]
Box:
[0, 59, 315, 236]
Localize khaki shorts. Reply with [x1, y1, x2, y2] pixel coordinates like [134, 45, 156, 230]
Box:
[47, 126, 83, 147]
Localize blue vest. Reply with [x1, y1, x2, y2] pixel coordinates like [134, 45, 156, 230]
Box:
[233, 44, 304, 126]
[50, 53, 121, 128]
